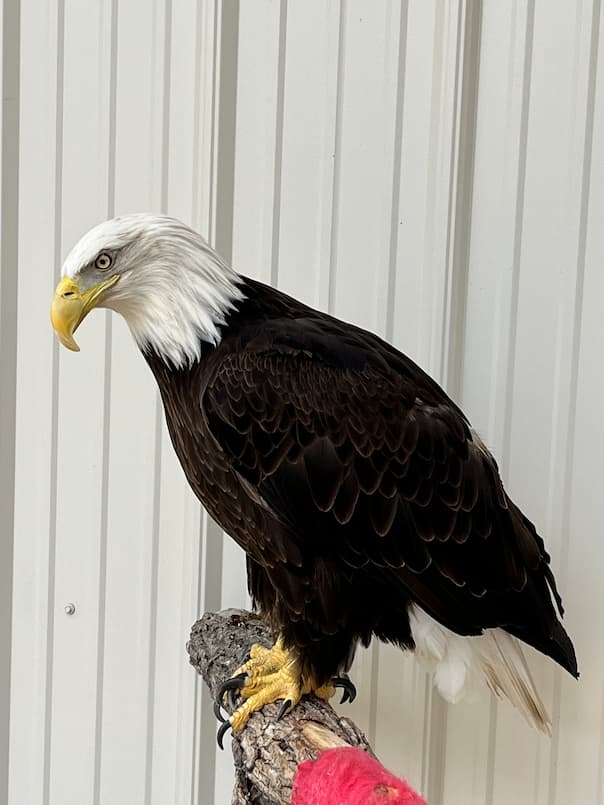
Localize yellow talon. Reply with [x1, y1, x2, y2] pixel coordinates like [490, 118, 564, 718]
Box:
[314, 682, 337, 700]
[215, 641, 356, 747]
[248, 643, 271, 661]
[224, 637, 315, 733]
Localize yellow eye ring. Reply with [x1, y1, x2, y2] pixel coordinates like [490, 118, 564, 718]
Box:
[95, 253, 112, 270]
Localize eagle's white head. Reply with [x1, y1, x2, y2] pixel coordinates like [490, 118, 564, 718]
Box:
[51, 214, 244, 367]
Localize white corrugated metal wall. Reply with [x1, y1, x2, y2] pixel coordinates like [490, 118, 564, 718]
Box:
[0, 1, 19, 803]
[4, 1, 603, 803]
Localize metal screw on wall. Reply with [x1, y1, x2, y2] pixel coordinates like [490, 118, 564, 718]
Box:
[64, 603, 76, 616]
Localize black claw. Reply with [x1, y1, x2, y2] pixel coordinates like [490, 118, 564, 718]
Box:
[213, 672, 248, 727]
[216, 719, 232, 750]
[332, 674, 357, 704]
[213, 699, 227, 723]
[216, 672, 247, 707]
[276, 699, 292, 721]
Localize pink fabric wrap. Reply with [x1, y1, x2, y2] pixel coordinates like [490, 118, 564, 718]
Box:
[292, 746, 428, 805]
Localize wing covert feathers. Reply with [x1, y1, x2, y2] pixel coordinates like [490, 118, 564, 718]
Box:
[202, 326, 576, 669]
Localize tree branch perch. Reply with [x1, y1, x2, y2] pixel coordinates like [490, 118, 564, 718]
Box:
[187, 609, 374, 804]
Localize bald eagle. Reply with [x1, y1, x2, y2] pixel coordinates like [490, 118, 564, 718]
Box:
[51, 214, 577, 744]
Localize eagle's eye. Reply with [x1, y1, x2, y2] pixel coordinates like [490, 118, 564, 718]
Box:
[95, 253, 112, 270]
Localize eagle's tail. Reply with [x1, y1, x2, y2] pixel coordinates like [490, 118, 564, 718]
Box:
[409, 605, 551, 733]
[473, 628, 551, 734]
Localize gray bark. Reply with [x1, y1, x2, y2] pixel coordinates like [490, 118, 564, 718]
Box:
[187, 610, 374, 805]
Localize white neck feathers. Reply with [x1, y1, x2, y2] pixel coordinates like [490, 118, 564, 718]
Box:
[63, 214, 245, 369]
[115, 241, 244, 368]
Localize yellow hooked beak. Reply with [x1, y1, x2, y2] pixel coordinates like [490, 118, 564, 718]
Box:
[50, 274, 120, 351]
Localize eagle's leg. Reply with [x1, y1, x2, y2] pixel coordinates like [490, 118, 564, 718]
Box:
[231, 637, 312, 727]
[214, 636, 338, 746]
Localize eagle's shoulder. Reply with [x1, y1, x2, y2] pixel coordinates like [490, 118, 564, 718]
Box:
[214, 277, 464, 413]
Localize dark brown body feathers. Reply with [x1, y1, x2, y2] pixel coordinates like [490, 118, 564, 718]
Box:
[145, 278, 577, 683]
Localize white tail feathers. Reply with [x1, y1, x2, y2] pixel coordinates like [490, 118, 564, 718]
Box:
[474, 629, 551, 734]
[409, 605, 551, 734]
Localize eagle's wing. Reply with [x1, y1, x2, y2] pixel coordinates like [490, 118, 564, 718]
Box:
[202, 317, 570, 665]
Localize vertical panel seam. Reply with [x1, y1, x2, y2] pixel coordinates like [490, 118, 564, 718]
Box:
[44, 0, 65, 801]
[270, 0, 288, 288]
[327, 0, 346, 315]
[93, 0, 119, 799]
[443, 0, 482, 403]
[385, 1, 409, 345]
[144, 401, 163, 805]
[501, 0, 535, 484]
[188, 4, 210, 798]
[420, 676, 431, 794]
[191, 0, 204, 229]
[214, 0, 239, 263]
[160, 0, 172, 215]
[107, 0, 118, 220]
[207, 0, 220, 243]
[189, 508, 205, 805]
[144, 1, 173, 800]
[439, 0, 464, 390]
